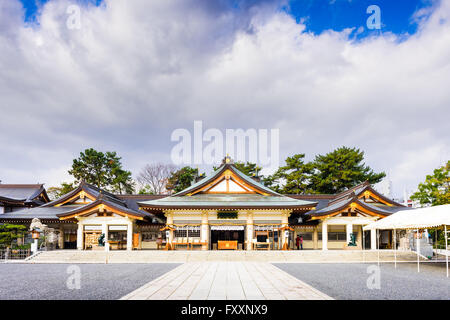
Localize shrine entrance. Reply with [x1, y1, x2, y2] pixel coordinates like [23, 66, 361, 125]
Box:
[210, 226, 244, 250]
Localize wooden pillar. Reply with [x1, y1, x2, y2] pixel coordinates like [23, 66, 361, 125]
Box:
[165, 211, 174, 243]
[322, 221, 328, 251]
[313, 226, 318, 250]
[282, 210, 290, 250]
[371, 229, 377, 250]
[346, 223, 353, 244]
[102, 223, 109, 251]
[389, 230, 393, 249]
[246, 211, 254, 250]
[58, 226, 64, 249]
[77, 223, 83, 250]
[357, 225, 362, 249]
[126, 221, 133, 251]
[201, 211, 209, 250]
[293, 228, 297, 246]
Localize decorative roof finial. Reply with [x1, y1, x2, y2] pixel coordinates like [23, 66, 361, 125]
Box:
[223, 154, 233, 165]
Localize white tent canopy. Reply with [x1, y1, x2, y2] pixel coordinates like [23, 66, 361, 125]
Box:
[363, 204, 450, 231]
[363, 204, 449, 277]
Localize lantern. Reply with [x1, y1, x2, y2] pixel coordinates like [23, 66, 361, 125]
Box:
[31, 230, 40, 239]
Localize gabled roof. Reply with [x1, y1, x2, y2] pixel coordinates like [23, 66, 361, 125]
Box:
[0, 182, 161, 223]
[0, 184, 49, 206]
[286, 181, 406, 220]
[329, 181, 403, 207]
[41, 181, 125, 207]
[139, 162, 317, 210]
[306, 193, 409, 220]
[330, 181, 371, 202]
[56, 197, 148, 220]
[173, 162, 280, 196]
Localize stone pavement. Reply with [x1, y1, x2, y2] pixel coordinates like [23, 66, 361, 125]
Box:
[120, 262, 333, 300]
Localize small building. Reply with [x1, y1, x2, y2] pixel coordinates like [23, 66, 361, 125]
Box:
[0, 182, 164, 250]
[288, 182, 411, 250]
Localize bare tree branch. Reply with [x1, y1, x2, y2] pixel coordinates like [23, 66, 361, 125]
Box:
[136, 163, 177, 194]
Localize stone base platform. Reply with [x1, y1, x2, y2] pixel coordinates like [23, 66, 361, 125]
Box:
[25, 249, 425, 264]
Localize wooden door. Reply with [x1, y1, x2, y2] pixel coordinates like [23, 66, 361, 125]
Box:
[133, 233, 140, 249]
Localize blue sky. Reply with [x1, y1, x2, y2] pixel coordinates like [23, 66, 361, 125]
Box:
[19, 0, 435, 38]
[286, 0, 433, 35]
[19, 0, 102, 21]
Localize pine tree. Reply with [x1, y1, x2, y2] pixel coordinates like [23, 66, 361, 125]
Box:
[310, 146, 385, 194]
[68, 148, 134, 194]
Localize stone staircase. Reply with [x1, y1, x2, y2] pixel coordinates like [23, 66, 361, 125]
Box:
[26, 249, 424, 264]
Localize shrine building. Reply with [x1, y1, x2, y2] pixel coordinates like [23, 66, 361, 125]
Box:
[0, 157, 409, 251]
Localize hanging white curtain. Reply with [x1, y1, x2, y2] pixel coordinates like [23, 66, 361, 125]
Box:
[254, 225, 277, 231]
[210, 225, 244, 231]
[174, 225, 200, 231]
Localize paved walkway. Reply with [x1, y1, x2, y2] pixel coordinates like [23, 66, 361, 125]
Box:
[120, 262, 332, 300]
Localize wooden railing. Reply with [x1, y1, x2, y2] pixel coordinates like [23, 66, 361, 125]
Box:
[0, 248, 32, 261]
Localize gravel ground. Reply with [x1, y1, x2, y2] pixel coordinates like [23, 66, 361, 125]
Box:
[0, 263, 180, 300]
[274, 262, 450, 300]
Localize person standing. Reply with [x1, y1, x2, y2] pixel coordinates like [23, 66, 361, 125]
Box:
[296, 235, 300, 250]
[300, 236, 303, 250]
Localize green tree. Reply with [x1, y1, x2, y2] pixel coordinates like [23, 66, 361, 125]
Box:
[47, 182, 76, 200]
[310, 147, 386, 194]
[266, 154, 314, 194]
[0, 224, 27, 248]
[68, 148, 135, 194]
[214, 161, 262, 177]
[233, 161, 262, 177]
[138, 185, 155, 195]
[166, 166, 204, 193]
[411, 161, 449, 206]
[261, 174, 282, 192]
[109, 164, 135, 194]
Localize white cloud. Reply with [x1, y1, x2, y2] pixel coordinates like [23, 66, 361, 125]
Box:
[0, 0, 449, 196]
